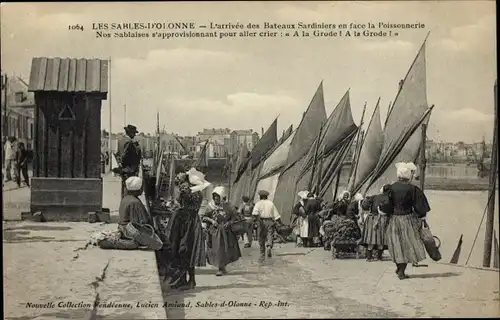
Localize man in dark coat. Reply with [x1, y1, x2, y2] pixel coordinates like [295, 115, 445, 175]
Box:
[117, 125, 142, 198]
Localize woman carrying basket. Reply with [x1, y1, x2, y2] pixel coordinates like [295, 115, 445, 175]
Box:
[386, 162, 431, 280]
[202, 186, 242, 276]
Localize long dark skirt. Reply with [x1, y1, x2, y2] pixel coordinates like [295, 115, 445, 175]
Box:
[158, 209, 206, 274]
[360, 214, 389, 249]
[307, 214, 321, 239]
[206, 224, 242, 269]
[386, 214, 426, 264]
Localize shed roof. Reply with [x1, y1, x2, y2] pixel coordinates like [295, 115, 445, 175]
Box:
[28, 57, 108, 93]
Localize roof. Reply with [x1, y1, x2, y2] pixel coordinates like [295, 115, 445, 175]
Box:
[1, 75, 36, 108]
[28, 57, 108, 93]
[232, 129, 254, 135]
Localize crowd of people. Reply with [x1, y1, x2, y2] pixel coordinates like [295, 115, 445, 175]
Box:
[3, 136, 31, 188]
[112, 124, 433, 289]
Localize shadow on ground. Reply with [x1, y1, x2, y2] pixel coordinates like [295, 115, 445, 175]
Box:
[409, 272, 462, 279]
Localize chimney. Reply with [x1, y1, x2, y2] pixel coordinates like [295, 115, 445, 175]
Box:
[398, 79, 404, 92]
[261, 127, 264, 136]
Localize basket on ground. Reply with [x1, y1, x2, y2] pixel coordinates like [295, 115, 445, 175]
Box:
[124, 222, 163, 250]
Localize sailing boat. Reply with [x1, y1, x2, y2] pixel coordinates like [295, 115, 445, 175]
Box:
[273, 82, 328, 224]
[362, 34, 434, 196]
[347, 98, 384, 195]
[294, 89, 359, 205]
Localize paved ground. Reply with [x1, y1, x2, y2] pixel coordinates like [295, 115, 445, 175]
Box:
[3, 172, 499, 319]
[3, 173, 166, 320]
[163, 243, 499, 319]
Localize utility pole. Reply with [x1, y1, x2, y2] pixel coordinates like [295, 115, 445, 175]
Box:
[3, 74, 8, 142]
[483, 80, 498, 268]
[108, 57, 113, 171]
[124, 104, 127, 126]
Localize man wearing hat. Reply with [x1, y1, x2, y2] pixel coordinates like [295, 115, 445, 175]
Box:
[252, 190, 284, 262]
[238, 195, 255, 248]
[117, 125, 142, 198]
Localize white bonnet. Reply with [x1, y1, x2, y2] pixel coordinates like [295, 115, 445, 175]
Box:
[297, 190, 309, 200]
[337, 190, 351, 201]
[188, 167, 212, 192]
[125, 176, 143, 191]
[395, 162, 417, 180]
[212, 186, 226, 198]
[353, 193, 363, 201]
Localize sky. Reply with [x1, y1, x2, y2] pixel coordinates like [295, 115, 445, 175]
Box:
[1, 1, 496, 143]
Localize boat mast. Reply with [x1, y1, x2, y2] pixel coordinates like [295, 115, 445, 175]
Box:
[483, 79, 498, 268]
[347, 102, 367, 188]
[418, 105, 432, 191]
[308, 121, 325, 191]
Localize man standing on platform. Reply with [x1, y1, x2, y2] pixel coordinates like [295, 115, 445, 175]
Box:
[117, 125, 142, 198]
[252, 190, 284, 262]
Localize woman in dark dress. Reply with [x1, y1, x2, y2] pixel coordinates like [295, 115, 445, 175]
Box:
[160, 169, 208, 290]
[304, 193, 322, 247]
[386, 162, 431, 280]
[360, 184, 392, 261]
[202, 186, 242, 276]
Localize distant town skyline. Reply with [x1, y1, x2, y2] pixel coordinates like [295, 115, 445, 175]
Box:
[1, 2, 496, 143]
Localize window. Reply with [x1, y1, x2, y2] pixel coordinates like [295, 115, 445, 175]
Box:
[15, 92, 25, 103]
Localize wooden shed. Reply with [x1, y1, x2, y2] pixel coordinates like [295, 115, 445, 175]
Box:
[28, 57, 108, 220]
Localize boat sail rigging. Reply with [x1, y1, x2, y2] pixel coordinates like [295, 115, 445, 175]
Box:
[361, 33, 434, 196]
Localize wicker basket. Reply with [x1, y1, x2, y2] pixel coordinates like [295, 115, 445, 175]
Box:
[124, 222, 163, 250]
[229, 219, 248, 235]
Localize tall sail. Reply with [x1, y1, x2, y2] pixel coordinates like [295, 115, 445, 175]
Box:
[365, 108, 433, 195]
[274, 82, 327, 223]
[251, 118, 278, 168]
[234, 144, 250, 183]
[364, 36, 430, 193]
[349, 98, 384, 193]
[299, 90, 357, 178]
[253, 129, 296, 203]
[259, 130, 296, 179]
[283, 81, 328, 171]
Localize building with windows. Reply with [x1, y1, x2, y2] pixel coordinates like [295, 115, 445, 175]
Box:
[229, 129, 259, 154]
[1, 74, 35, 150]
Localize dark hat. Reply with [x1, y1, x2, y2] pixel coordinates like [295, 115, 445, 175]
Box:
[242, 196, 250, 202]
[258, 190, 269, 197]
[124, 124, 138, 133]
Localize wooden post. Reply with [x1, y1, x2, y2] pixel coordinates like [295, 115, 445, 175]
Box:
[108, 58, 113, 172]
[3, 74, 8, 141]
[483, 80, 498, 268]
[419, 123, 427, 191]
[227, 154, 232, 200]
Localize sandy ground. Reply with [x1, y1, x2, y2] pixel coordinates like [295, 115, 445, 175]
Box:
[162, 243, 499, 319]
[3, 172, 499, 319]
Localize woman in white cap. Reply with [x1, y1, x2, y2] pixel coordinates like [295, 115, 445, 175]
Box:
[202, 186, 242, 276]
[291, 190, 310, 247]
[117, 176, 152, 235]
[386, 162, 431, 280]
[360, 184, 392, 261]
[163, 168, 209, 290]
